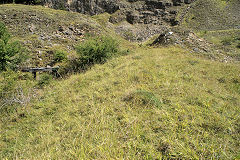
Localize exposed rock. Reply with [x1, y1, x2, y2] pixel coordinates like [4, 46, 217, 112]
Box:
[109, 10, 126, 24]
[151, 31, 178, 46]
[42, 0, 195, 26]
[39, 0, 196, 42]
[28, 24, 36, 33]
[115, 22, 169, 42]
[151, 29, 213, 54]
[43, 0, 120, 15]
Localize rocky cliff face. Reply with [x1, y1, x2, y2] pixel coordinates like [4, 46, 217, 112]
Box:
[42, 0, 120, 15]
[41, 0, 195, 41]
[43, 0, 194, 25]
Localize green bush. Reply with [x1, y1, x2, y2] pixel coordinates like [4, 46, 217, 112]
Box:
[75, 36, 119, 69]
[221, 37, 232, 46]
[57, 1, 67, 11]
[0, 22, 10, 43]
[0, 22, 28, 71]
[53, 50, 67, 63]
[37, 73, 52, 88]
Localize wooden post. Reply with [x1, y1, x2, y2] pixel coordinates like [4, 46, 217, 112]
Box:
[33, 72, 37, 79]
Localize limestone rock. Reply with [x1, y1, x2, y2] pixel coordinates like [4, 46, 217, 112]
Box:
[42, 0, 195, 26]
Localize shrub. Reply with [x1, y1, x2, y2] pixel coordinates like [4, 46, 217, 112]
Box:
[0, 22, 28, 71]
[75, 36, 119, 69]
[237, 43, 240, 49]
[53, 50, 67, 63]
[0, 22, 10, 43]
[57, 1, 67, 11]
[37, 73, 52, 88]
[221, 37, 232, 46]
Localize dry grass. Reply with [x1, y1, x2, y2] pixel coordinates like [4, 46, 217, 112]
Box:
[1, 46, 240, 159]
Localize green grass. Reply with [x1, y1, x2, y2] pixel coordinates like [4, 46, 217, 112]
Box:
[1, 46, 239, 159]
[0, 2, 240, 159]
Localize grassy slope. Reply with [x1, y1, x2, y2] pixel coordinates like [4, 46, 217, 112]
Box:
[179, 0, 240, 61]
[0, 2, 240, 159]
[197, 29, 240, 59]
[181, 0, 240, 31]
[1, 47, 240, 159]
[0, 4, 102, 66]
[0, 4, 135, 67]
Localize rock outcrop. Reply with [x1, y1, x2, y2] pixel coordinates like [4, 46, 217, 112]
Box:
[41, 0, 195, 41]
[42, 0, 195, 26]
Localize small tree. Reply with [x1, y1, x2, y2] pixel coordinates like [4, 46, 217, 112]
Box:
[0, 22, 27, 71]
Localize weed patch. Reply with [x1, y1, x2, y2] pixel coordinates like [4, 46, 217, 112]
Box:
[124, 90, 162, 108]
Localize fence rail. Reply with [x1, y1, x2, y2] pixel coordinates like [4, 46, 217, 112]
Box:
[21, 67, 59, 79]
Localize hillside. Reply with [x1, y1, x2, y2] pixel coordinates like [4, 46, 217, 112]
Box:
[0, 1, 240, 160]
[1, 46, 240, 159]
[180, 0, 240, 31]
[178, 0, 240, 61]
[0, 4, 103, 67]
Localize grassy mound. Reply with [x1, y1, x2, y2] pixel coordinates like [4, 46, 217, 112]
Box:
[1, 47, 239, 159]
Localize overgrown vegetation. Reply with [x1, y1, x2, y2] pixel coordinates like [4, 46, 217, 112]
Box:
[181, 0, 240, 30]
[0, 22, 32, 117]
[196, 29, 240, 60]
[56, 36, 120, 75]
[53, 49, 67, 64]
[0, 22, 27, 71]
[221, 37, 233, 46]
[75, 36, 119, 69]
